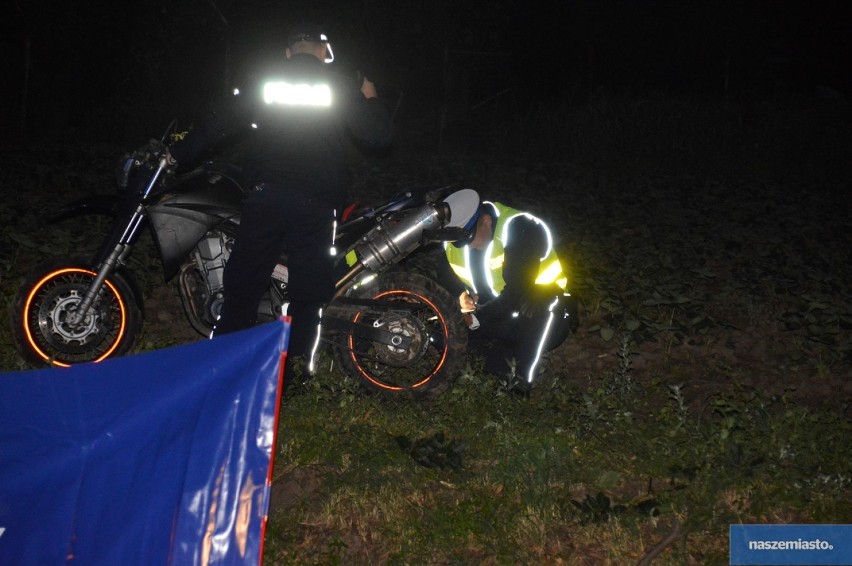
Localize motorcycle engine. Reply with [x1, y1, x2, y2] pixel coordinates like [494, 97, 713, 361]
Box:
[180, 229, 288, 335]
[190, 231, 233, 323]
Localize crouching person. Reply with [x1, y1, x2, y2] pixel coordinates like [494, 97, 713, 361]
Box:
[436, 200, 578, 392]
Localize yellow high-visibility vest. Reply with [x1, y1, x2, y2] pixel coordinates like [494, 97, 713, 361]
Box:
[444, 202, 567, 296]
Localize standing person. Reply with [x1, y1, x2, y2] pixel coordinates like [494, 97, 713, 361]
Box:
[436, 200, 578, 392]
[168, 22, 393, 376]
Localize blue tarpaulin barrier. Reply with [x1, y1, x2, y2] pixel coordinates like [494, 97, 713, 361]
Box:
[0, 320, 289, 566]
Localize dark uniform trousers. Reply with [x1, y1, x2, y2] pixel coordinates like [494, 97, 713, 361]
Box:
[213, 182, 336, 369]
[470, 284, 577, 386]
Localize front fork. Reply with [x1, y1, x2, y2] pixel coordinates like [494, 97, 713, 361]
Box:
[67, 157, 169, 325]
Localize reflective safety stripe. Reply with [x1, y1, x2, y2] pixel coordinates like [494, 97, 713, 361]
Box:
[263, 82, 332, 106]
[329, 210, 338, 256]
[524, 296, 561, 384]
[501, 212, 554, 261]
[483, 239, 498, 296]
[535, 259, 564, 286]
[463, 246, 477, 294]
[449, 263, 468, 279]
[308, 307, 323, 375]
[444, 243, 478, 295]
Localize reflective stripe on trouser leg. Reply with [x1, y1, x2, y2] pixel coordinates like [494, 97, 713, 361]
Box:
[329, 209, 338, 255]
[209, 315, 220, 340]
[308, 307, 323, 375]
[311, 209, 336, 372]
[524, 296, 560, 384]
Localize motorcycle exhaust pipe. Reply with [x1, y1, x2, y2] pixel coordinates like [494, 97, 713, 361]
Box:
[354, 202, 450, 272]
[338, 188, 479, 291]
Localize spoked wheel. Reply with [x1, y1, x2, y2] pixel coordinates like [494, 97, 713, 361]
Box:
[334, 272, 466, 398]
[12, 257, 142, 367]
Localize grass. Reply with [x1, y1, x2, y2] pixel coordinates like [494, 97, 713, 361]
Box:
[264, 354, 849, 564]
[1, 91, 850, 563]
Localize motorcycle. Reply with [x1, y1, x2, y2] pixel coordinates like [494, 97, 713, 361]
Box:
[11, 126, 480, 398]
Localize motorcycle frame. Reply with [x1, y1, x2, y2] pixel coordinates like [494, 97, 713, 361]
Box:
[56, 144, 466, 358]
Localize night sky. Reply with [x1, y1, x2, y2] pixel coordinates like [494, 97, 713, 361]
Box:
[3, 0, 850, 145]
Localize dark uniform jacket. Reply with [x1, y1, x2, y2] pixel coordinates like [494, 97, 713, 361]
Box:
[170, 53, 393, 205]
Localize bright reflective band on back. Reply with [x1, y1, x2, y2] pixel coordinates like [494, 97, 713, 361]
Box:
[535, 259, 567, 288]
[263, 82, 332, 106]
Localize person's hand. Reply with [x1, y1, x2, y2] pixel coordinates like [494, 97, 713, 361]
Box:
[360, 77, 378, 99]
[464, 312, 480, 330]
[164, 150, 177, 167]
[459, 291, 479, 329]
[459, 291, 478, 313]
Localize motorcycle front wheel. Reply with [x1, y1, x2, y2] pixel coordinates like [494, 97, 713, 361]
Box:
[12, 257, 143, 367]
[333, 272, 467, 399]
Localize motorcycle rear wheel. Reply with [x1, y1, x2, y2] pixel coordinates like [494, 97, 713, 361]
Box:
[334, 272, 466, 398]
[12, 257, 143, 367]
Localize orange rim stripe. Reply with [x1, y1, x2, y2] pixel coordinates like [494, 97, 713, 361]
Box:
[23, 267, 128, 367]
[348, 289, 449, 391]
